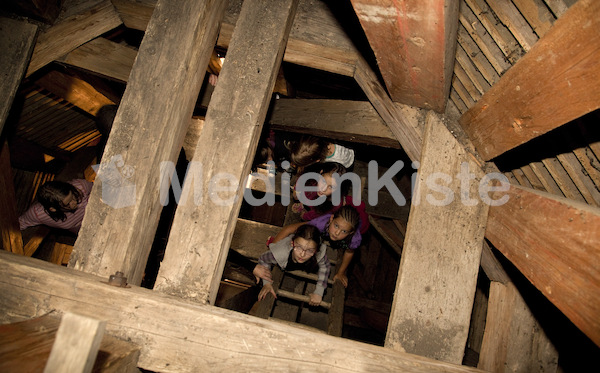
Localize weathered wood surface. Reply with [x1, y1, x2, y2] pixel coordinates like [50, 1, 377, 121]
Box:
[0, 17, 37, 136]
[112, 0, 359, 77]
[478, 282, 559, 373]
[70, 0, 226, 285]
[44, 312, 106, 373]
[58, 37, 138, 83]
[460, 0, 600, 161]
[368, 215, 404, 256]
[35, 70, 114, 116]
[350, 0, 459, 112]
[385, 112, 489, 363]
[0, 314, 140, 373]
[486, 184, 600, 347]
[26, 0, 122, 76]
[0, 252, 484, 373]
[230, 218, 280, 261]
[480, 241, 509, 284]
[354, 57, 424, 162]
[269, 98, 402, 149]
[0, 143, 24, 255]
[153, 0, 298, 304]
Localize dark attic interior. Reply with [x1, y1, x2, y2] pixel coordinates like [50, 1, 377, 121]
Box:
[0, 0, 599, 372]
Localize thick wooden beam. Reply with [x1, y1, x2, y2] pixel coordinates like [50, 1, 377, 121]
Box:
[35, 70, 114, 116]
[384, 112, 489, 363]
[0, 17, 37, 137]
[57, 37, 137, 83]
[459, 0, 600, 161]
[354, 57, 424, 162]
[154, 0, 299, 304]
[112, 0, 358, 77]
[0, 143, 24, 255]
[350, 0, 459, 112]
[26, 0, 122, 77]
[0, 252, 483, 373]
[269, 98, 402, 149]
[0, 314, 140, 373]
[486, 184, 600, 346]
[1, 0, 63, 24]
[69, 0, 226, 285]
[230, 218, 280, 261]
[478, 282, 558, 373]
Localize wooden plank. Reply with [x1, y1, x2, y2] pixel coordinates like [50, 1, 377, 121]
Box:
[480, 241, 510, 284]
[26, 0, 122, 76]
[453, 63, 482, 102]
[450, 89, 468, 115]
[529, 161, 564, 196]
[113, 0, 359, 77]
[486, 0, 539, 51]
[478, 282, 559, 373]
[269, 98, 402, 149]
[512, 0, 556, 38]
[350, 0, 459, 112]
[230, 218, 281, 261]
[456, 25, 500, 86]
[0, 143, 24, 255]
[0, 314, 141, 373]
[57, 37, 138, 83]
[153, 0, 298, 304]
[2, 0, 63, 23]
[557, 152, 600, 206]
[354, 57, 423, 162]
[542, 157, 585, 202]
[69, 0, 227, 285]
[486, 184, 600, 346]
[460, 0, 600, 161]
[520, 165, 545, 192]
[44, 312, 106, 373]
[327, 281, 345, 336]
[35, 70, 114, 116]
[452, 75, 475, 109]
[455, 46, 491, 95]
[0, 252, 484, 373]
[368, 215, 403, 256]
[384, 112, 489, 362]
[574, 146, 600, 191]
[0, 17, 37, 137]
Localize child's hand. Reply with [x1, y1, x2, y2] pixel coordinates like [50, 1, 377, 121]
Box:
[309, 293, 322, 307]
[253, 264, 272, 284]
[258, 283, 277, 301]
[334, 273, 348, 288]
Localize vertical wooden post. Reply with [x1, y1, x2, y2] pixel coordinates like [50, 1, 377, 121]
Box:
[384, 112, 489, 363]
[154, 0, 299, 304]
[0, 142, 24, 255]
[70, 0, 227, 285]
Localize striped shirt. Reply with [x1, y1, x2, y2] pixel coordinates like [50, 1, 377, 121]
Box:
[19, 179, 93, 233]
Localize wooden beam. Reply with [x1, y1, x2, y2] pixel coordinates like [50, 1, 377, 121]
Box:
[459, 0, 600, 161]
[0, 252, 484, 373]
[350, 0, 459, 112]
[354, 57, 424, 162]
[44, 312, 106, 373]
[153, 0, 299, 305]
[0, 17, 37, 137]
[269, 98, 401, 148]
[26, 0, 122, 77]
[69, 0, 226, 285]
[0, 314, 140, 373]
[0, 142, 24, 255]
[230, 218, 280, 261]
[1, 0, 63, 24]
[384, 112, 489, 363]
[57, 37, 137, 83]
[112, 0, 359, 77]
[35, 70, 114, 116]
[486, 184, 600, 346]
[478, 282, 558, 372]
[479, 241, 509, 284]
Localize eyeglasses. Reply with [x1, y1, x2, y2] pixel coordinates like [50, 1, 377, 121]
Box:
[292, 241, 316, 256]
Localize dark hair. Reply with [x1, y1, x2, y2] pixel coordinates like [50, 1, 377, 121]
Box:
[95, 104, 118, 160]
[293, 224, 322, 248]
[37, 181, 82, 222]
[290, 136, 328, 168]
[326, 205, 360, 251]
[252, 139, 274, 170]
[300, 162, 348, 214]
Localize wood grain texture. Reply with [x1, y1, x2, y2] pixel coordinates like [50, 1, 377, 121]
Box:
[0, 142, 24, 254]
[486, 185, 600, 346]
[153, 0, 299, 305]
[384, 112, 489, 363]
[69, 0, 227, 285]
[350, 0, 459, 112]
[460, 0, 600, 161]
[0, 251, 484, 373]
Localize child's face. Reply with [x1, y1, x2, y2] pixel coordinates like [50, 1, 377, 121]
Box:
[317, 172, 337, 197]
[292, 237, 317, 263]
[328, 215, 354, 241]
